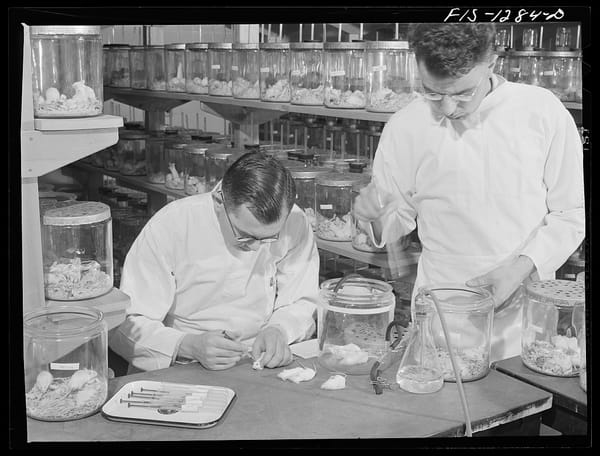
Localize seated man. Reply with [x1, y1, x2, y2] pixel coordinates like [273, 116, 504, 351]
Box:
[109, 152, 319, 373]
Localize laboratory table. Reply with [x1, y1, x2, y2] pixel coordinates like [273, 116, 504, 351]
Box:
[493, 356, 588, 435]
[27, 357, 553, 442]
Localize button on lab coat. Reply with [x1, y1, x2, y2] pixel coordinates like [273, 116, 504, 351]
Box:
[371, 77, 585, 362]
[109, 193, 319, 372]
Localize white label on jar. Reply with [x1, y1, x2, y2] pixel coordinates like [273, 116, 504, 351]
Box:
[372, 65, 387, 72]
[291, 69, 302, 76]
[527, 324, 544, 334]
[330, 70, 346, 77]
[50, 362, 80, 371]
[260, 67, 270, 73]
[231, 65, 238, 71]
[510, 67, 520, 73]
[543, 70, 555, 76]
[320, 204, 333, 210]
[211, 64, 221, 70]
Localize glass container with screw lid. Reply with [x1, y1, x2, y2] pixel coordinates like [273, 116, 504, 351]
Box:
[108, 44, 131, 88]
[129, 45, 146, 89]
[30, 26, 103, 118]
[146, 45, 166, 91]
[117, 131, 148, 176]
[289, 166, 332, 231]
[323, 41, 367, 109]
[318, 275, 395, 375]
[206, 149, 243, 188]
[366, 40, 417, 113]
[164, 141, 188, 190]
[259, 42, 291, 102]
[290, 41, 324, 105]
[315, 173, 364, 241]
[24, 305, 108, 421]
[42, 202, 113, 300]
[145, 135, 167, 184]
[232, 43, 260, 99]
[183, 143, 208, 195]
[166, 43, 186, 92]
[185, 43, 209, 94]
[522, 279, 584, 377]
[208, 42, 233, 96]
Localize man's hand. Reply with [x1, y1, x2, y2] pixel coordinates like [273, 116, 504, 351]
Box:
[466, 255, 535, 310]
[178, 331, 247, 370]
[251, 326, 293, 369]
[352, 181, 395, 223]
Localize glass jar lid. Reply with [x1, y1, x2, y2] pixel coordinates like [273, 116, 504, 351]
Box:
[324, 41, 367, 51]
[185, 144, 208, 155]
[232, 43, 260, 50]
[23, 305, 105, 338]
[208, 42, 233, 50]
[316, 172, 364, 187]
[31, 26, 101, 36]
[289, 166, 332, 179]
[320, 276, 395, 312]
[260, 42, 291, 50]
[43, 201, 111, 226]
[366, 40, 409, 50]
[290, 41, 324, 50]
[186, 42, 209, 50]
[417, 284, 494, 313]
[165, 43, 186, 50]
[525, 279, 585, 307]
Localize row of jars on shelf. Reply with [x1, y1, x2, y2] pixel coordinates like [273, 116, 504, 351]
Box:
[104, 40, 420, 112]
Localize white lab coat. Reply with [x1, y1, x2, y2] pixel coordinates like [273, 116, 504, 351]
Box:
[371, 76, 585, 362]
[109, 193, 319, 372]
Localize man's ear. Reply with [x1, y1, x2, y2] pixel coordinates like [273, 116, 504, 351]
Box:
[212, 190, 224, 206]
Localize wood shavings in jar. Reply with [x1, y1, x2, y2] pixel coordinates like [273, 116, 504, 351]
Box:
[45, 258, 112, 300]
[261, 78, 291, 102]
[291, 85, 324, 105]
[316, 212, 353, 241]
[522, 336, 580, 377]
[208, 79, 233, 96]
[367, 88, 416, 113]
[325, 88, 366, 108]
[435, 346, 489, 382]
[34, 81, 102, 117]
[232, 78, 260, 99]
[187, 76, 209, 94]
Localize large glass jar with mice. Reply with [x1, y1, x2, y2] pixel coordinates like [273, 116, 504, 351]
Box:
[30, 26, 103, 118]
[323, 41, 367, 109]
[521, 279, 584, 377]
[315, 173, 363, 241]
[42, 202, 113, 300]
[290, 41, 324, 105]
[208, 42, 233, 96]
[259, 42, 291, 102]
[24, 305, 108, 421]
[232, 43, 260, 99]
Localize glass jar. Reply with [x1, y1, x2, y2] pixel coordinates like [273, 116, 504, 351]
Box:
[103, 143, 120, 172]
[290, 41, 324, 105]
[323, 123, 346, 160]
[318, 276, 395, 375]
[102, 44, 111, 86]
[542, 51, 581, 102]
[129, 45, 146, 89]
[185, 43, 209, 94]
[232, 43, 260, 99]
[414, 285, 494, 382]
[323, 41, 367, 109]
[365, 125, 382, 163]
[522, 279, 585, 377]
[165, 43, 186, 92]
[351, 179, 385, 253]
[183, 143, 208, 195]
[259, 42, 291, 102]
[208, 42, 233, 96]
[42, 202, 113, 300]
[494, 27, 511, 51]
[206, 149, 242, 188]
[493, 50, 509, 79]
[108, 44, 130, 88]
[117, 131, 147, 176]
[507, 51, 543, 85]
[315, 173, 363, 241]
[164, 141, 188, 190]
[289, 166, 332, 231]
[521, 27, 540, 51]
[23, 305, 108, 421]
[555, 26, 573, 51]
[146, 45, 166, 91]
[366, 40, 417, 113]
[30, 26, 103, 118]
[145, 135, 167, 184]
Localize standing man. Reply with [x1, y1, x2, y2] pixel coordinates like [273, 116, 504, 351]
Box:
[110, 152, 319, 372]
[353, 23, 584, 361]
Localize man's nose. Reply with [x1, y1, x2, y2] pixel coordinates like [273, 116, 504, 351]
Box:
[440, 96, 458, 117]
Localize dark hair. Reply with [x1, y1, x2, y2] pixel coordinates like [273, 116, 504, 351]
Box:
[408, 23, 496, 78]
[221, 152, 296, 224]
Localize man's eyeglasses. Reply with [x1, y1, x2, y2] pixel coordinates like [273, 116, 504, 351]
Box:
[421, 74, 486, 103]
[218, 189, 279, 244]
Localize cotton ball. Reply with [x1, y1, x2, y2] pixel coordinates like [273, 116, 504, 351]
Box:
[45, 87, 60, 103]
[277, 367, 304, 381]
[320, 374, 346, 390]
[288, 368, 316, 384]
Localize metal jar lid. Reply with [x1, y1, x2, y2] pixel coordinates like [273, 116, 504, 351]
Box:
[506, 50, 545, 58]
[31, 26, 101, 36]
[316, 172, 364, 187]
[146, 45, 165, 50]
[130, 45, 145, 51]
[290, 166, 333, 179]
[540, 50, 582, 58]
[290, 41, 324, 51]
[366, 40, 409, 50]
[104, 44, 130, 50]
[43, 201, 111, 226]
[184, 144, 209, 155]
[165, 43, 186, 50]
[207, 149, 237, 160]
[120, 131, 148, 140]
[260, 42, 290, 50]
[525, 279, 585, 307]
[324, 41, 367, 51]
[208, 42, 233, 50]
[233, 43, 260, 50]
[186, 42, 209, 50]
